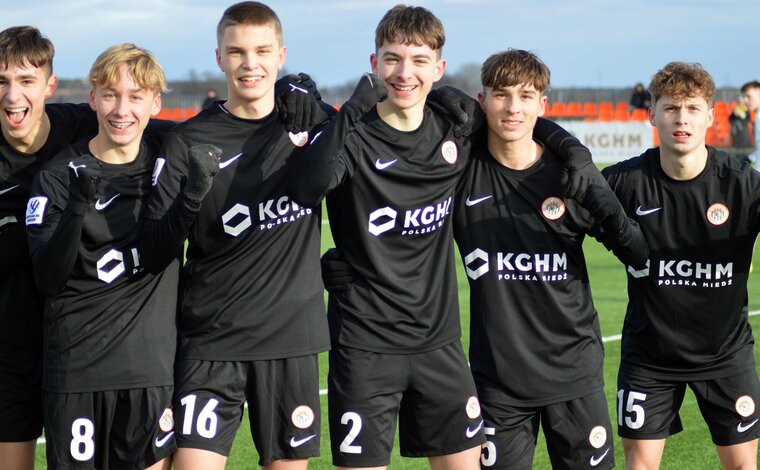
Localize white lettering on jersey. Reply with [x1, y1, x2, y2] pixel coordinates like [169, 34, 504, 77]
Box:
[657, 259, 733, 287]
[25, 197, 48, 225]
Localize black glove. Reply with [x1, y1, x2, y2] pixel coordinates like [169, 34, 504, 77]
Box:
[183, 145, 222, 203]
[427, 86, 484, 139]
[321, 248, 356, 293]
[342, 73, 388, 122]
[66, 162, 100, 215]
[580, 184, 627, 234]
[275, 73, 327, 132]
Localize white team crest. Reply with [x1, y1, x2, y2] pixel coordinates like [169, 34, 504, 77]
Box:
[735, 395, 755, 418]
[541, 197, 565, 220]
[706, 203, 729, 226]
[465, 396, 481, 419]
[441, 140, 458, 164]
[588, 425, 607, 449]
[159, 408, 174, 432]
[25, 196, 48, 226]
[291, 405, 315, 429]
[289, 131, 309, 148]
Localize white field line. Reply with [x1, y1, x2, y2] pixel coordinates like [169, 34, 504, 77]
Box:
[34, 308, 760, 445]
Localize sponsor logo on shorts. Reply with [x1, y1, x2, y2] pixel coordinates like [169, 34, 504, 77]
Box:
[289, 434, 316, 447]
[159, 408, 174, 432]
[154, 431, 174, 448]
[541, 197, 565, 220]
[465, 396, 481, 419]
[291, 405, 315, 429]
[735, 395, 756, 418]
[289, 131, 309, 148]
[441, 140, 458, 164]
[706, 203, 729, 226]
[465, 420, 483, 438]
[589, 448, 610, 467]
[588, 425, 607, 449]
[737, 419, 759, 433]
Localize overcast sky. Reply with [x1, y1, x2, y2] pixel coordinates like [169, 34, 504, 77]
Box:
[3, 0, 757, 90]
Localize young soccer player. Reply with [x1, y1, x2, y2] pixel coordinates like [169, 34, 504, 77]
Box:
[453, 49, 648, 470]
[143, 2, 332, 469]
[25, 43, 177, 470]
[604, 62, 760, 470]
[0, 25, 99, 470]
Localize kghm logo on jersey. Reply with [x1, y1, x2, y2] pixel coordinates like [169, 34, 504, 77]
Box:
[541, 197, 565, 220]
[706, 203, 729, 226]
[441, 140, 458, 164]
[463, 248, 569, 282]
[655, 259, 732, 288]
[735, 396, 756, 418]
[291, 405, 315, 429]
[588, 426, 607, 449]
[367, 196, 452, 237]
[220, 196, 313, 237]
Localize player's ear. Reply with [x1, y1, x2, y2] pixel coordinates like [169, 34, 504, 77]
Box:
[648, 105, 655, 127]
[538, 95, 547, 117]
[44, 74, 58, 99]
[370, 53, 378, 76]
[88, 89, 96, 112]
[215, 48, 223, 72]
[432, 58, 446, 83]
[150, 92, 162, 117]
[477, 91, 486, 111]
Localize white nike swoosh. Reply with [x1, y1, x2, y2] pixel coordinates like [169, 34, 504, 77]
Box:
[154, 431, 174, 448]
[635, 205, 662, 216]
[94, 194, 120, 211]
[219, 153, 243, 169]
[290, 434, 316, 447]
[590, 448, 610, 467]
[465, 195, 493, 207]
[465, 420, 483, 438]
[374, 158, 398, 170]
[0, 185, 19, 195]
[737, 418, 759, 433]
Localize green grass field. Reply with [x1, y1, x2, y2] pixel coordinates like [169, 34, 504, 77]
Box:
[35, 215, 760, 469]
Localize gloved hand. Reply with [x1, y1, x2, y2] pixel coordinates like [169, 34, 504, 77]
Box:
[427, 85, 484, 138]
[321, 248, 356, 293]
[580, 184, 627, 234]
[183, 144, 222, 203]
[275, 73, 328, 132]
[66, 162, 100, 215]
[531, 118, 595, 200]
[342, 73, 388, 121]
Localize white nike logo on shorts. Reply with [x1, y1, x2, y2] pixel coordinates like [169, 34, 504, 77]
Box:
[635, 205, 662, 216]
[737, 418, 759, 433]
[219, 153, 243, 169]
[374, 158, 397, 170]
[465, 195, 493, 207]
[290, 434, 316, 447]
[154, 431, 174, 448]
[0, 185, 19, 195]
[589, 448, 610, 466]
[95, 194, 119, 211]
[465, 420, 483, 438]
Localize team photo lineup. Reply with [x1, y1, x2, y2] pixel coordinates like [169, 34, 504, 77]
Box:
[1, 1, 760, 469]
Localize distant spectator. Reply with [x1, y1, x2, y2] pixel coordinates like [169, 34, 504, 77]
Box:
[729, 102, 751, 162]
[201, 88, 217, 109]
[629, 82, 651, 111]
[741, 80, 760, 165]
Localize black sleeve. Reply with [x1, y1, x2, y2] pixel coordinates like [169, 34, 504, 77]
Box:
[139, 193, 200, 273]
[0, 221, 28, 277]
[590, 216, 649, 269]
[533, 117, 590, 162]
[30, 209, 85, 296]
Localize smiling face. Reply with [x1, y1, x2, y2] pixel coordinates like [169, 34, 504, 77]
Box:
[650, 94, 714, 158]
[216, 23, 285, 116]
[89, 64, 160, 152]
[479, 83, 546, 147]
[0, 62, 57, 148]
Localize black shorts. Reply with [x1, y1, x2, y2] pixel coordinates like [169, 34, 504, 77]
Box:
[479, 390, 614, 470]
[617, 367, 760, 446]
[0, 341, 43, 441]
[43, 386, 175, 470]
[328, 341, 486, 467]
[173, 355, 321, 466]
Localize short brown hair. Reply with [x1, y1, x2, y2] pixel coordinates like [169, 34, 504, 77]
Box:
[375, 5, 445, 53]
[481, 49, 550, 93]
[88, 43, 168, 94]
[741, 80, 760, 94]
[649, 62, 715, 105]
[0, 26, 54, 76]
[217, 1, 282, 46]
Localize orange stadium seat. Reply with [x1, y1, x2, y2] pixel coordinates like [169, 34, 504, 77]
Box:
[630, 108, 649, 121]
[582, 102, 598, 118]
[613, 107, 629, 121]
[565, 102, 582, 117]
[615, 101, 628, 114]
[550, 102, 566, 117]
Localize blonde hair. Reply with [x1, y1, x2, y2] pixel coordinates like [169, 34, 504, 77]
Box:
[88, 43, 168, 93]
[649, 62, 715, 105]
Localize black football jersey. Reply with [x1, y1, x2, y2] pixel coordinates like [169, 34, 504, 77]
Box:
[454, 146, 607, 406]
[603, 147, 758, 380]
[0, 103, 96, 348]
[145, 104, 329, 361]
[325, 107, 471, 353]
[26, 135, 178, 392]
